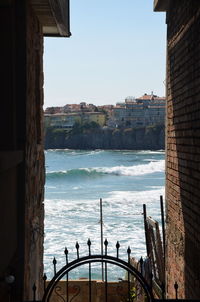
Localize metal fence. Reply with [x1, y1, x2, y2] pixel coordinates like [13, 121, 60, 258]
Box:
[40, 239, 154, 302]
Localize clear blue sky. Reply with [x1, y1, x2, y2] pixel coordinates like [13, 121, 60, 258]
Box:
[44, 0, 166, 108]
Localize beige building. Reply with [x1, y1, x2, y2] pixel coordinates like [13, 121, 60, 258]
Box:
[81, 112, 106, 127]
[45, 113, 81, 128]
[44, 112, 106, 128]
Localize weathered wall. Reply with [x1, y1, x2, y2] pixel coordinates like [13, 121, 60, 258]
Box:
[45, 280, 131, 302]
[166, 0, 200, 298]
[0, 1, 44, 301]
[24, 4, 45, 300]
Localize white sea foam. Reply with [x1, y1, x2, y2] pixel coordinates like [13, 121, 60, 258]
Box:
[93, 160, 165, 176]
[44, 150, 165, 279]
[46, 160, 165, 178]
[138, 150, 165, 154]
[86, 150, 104, 155]
[47, 170, 67, 174]
[44, 187, 165, 278]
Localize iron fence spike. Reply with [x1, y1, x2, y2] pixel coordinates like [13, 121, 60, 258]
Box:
[116, 241, 120, 249]
[139, 257, 144, 275]
[32, 283, 36, 301]
[53, 257, 57, 276]
[104, 238, 108, 256]
[174, 282, 178, 289]
[127, 246, 131, 254]
[76, 241, 80, 259]
[43, 273, 47, 292]
[87, 238, 91, 256]
[104, 238, 108, 246]
[65, 247, 69, 265]
[32, 283, 36, 291]
[174, 281, 178, 299]
[116, 241, 120, 258]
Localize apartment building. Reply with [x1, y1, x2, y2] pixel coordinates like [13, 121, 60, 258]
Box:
[113, 93, 166, 127]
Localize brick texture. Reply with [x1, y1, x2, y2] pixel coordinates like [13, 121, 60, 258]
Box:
[166, 0, 200, 298]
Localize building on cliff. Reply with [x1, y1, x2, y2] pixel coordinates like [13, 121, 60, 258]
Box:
[45, 94, 165, 129]
[45, 102, 99, 114]
[113, 93, 166, 128]
[45, 113, 82, 128]
[44, 111, 106, 129]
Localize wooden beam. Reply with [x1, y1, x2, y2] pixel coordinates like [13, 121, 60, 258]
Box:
[154, 0, 169, 12]
[31, 0, 71, 37]
[48, 0, 71, 37]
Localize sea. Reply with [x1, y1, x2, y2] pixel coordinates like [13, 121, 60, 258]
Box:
[44, 149, 165, 280]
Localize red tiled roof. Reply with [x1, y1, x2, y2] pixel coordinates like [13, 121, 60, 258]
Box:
[137, 94, 165, 100]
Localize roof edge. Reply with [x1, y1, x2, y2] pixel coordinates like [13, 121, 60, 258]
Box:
[31, 0, 71, 37]
[154, 0, 169, 12]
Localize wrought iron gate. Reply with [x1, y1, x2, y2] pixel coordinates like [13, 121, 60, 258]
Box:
[41, 239, 154, 302]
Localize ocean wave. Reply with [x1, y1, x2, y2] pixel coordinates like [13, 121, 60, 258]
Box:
[46, 160, 165, 179]
[96, 160, 164, 176]
[44, 186, 165, 277]
[137, 150, 165, 154]
[46, 168, 104, 179]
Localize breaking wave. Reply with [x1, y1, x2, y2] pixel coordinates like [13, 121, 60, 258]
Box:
[46, 160, 165, 179]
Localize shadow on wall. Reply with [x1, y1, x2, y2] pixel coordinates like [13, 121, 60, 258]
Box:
[166, 1, 200, 299]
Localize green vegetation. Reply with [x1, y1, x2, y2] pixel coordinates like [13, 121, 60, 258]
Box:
[71, 121, 100, 134]
[112, 128, 120, 135]
[45, 121, 101, 136]
[145, 124, 164, 134]
[44, 123, 165, 150]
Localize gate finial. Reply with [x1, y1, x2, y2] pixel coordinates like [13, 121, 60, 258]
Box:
[43, 273, 47, 292]
[32, 283, 36, 302]
[104, 239, 108, 255]
[76, 242, 80, 259]
[116, 241, 120, 258]
[64, 247, 68, 264]
[53, 257, 57, 275]
[87, 238, 91, 255]
[127, 246, 131, 263]
[174, 282, 178, 299]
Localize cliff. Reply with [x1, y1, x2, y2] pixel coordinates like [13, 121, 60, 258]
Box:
[45, 125, 165, 150]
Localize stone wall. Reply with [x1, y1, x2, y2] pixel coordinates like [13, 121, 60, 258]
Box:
[45, 280, 131, 302]
[0, 2, 44, 301]
[166, 0, 200, 298]
[24, 4, 45, 300]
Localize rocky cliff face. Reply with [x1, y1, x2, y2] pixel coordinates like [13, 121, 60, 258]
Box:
[45, 125, 165, 150]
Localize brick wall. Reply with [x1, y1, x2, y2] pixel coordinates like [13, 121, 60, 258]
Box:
[166, 0, 200, 298]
